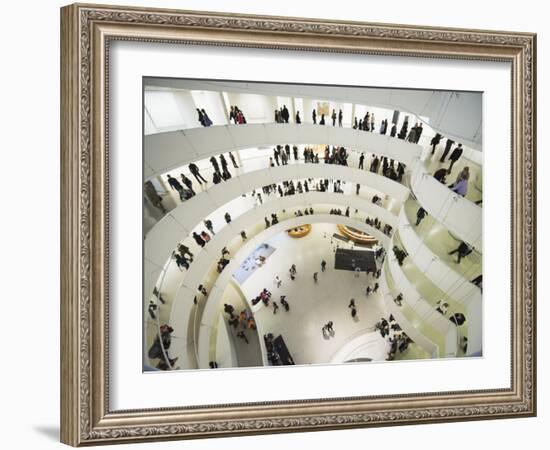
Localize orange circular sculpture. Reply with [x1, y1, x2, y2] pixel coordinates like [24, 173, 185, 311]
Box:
[337, 224, 377, 245]
[287, 224, 312, 238]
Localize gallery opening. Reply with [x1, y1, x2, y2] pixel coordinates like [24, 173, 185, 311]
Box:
[142, 79, 483, 372]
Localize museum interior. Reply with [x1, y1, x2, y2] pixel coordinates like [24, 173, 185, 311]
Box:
[142, 79, 483, 371]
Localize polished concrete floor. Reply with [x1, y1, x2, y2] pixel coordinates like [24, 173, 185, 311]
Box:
[238, 223, 389, 366]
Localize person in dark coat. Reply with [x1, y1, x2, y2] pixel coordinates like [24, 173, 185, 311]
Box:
[228, 151, 238, 168]
[196, 108, 205, 126]
[416, 207, 428, 226]
[201, 108, 212, 126]
[295, 111, 301, 124]
[180, 174, 195, 195]
[144, 181, 166, 213]
[166, 174, 183, 192]
[439, 138, 455, 162]
[448, 143, 464, 173]
[448, 241, 472, 263]
[433, 167, 448, 184]
[209, 156, 220, 173]
[358, 152, 365, 170]
[192, 232, 206, 247]
[430, 133, 442, 154]
[281, 105, 290, 123]
[188, 163, 207, 184]
[312, 109, 317, 124]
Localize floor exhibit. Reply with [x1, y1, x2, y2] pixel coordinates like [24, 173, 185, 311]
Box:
[143, 79, 483, 371]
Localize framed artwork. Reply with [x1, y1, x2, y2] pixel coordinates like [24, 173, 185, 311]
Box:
[60, 3, 537, 446]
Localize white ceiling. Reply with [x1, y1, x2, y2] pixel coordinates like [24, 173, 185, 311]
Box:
[145, 77, 482, 150]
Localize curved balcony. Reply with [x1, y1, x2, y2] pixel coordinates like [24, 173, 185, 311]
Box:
[145, 181, 400, 274]
[193, 213, 391, 368]
[378, 264, 439, 358]
[329, 330, 390, 363]
[410, 159, 482, 250]
[385, 235, 458, 357]
[398, 200, 482, 308]
[144, 123, 423, 179]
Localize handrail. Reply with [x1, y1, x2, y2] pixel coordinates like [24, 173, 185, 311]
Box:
[145, 157, 409, 240]
[144, 122, 423, 179]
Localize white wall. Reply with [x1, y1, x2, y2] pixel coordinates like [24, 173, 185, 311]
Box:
[226, 92, 278, 123]
[3, 1, 546, 450]
[190, 90, 228, 125]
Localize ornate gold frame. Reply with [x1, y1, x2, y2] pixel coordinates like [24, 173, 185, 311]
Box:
[60, 3, 536, 446]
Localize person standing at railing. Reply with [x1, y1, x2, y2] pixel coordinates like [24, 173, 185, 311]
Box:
[201, 108, 213, 127]
[192, 232, 205, 248]
[281, 104, 290, 123]
[416, 207, 428, 226]
[432, 167, 447, 184]
[144, 181, 167, 214]
[179, 173, 195, 195]
[166, 174, 183, 192]
[448, 241, 472, 264]
[204, 219, 215, 235]
[439, 138, 455, 162]
[414, 122, 423, 143]
[188, 163, 207, 184]
[174, 252, 190, 271]
[449, 166, 469, 197]
[448, 143, 464, 173]
[228, 151, 238, 168]
[430, 133, 442, 154]
[177, 244, 194, 261]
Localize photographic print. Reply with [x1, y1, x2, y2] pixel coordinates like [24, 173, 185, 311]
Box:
[143, 79, 483, 372]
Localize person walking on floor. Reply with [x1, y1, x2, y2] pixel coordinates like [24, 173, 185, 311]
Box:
[313, 272, 319, 283]
[236, 331, 249, 344]
[275, 276, 282, 288]
[321, 260, 327, 272]
[280, 296, 290, 311]
[272, 301, 279, 314]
